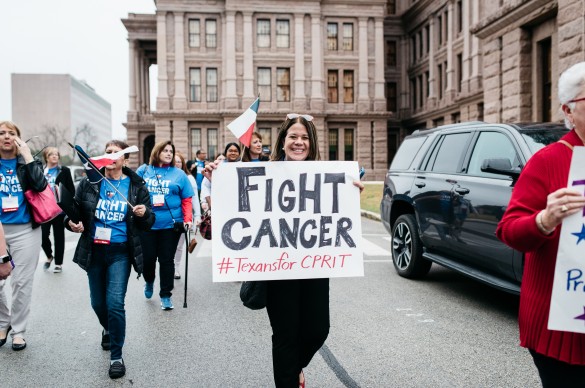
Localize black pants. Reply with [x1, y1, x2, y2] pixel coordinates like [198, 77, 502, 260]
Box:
[266, 278, 330, 388]
[529, 349, 585, 387]
[140, 228, 182, 298]
[41, 214, 66, 265]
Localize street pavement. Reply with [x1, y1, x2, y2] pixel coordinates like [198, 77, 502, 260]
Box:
[0, 217, 540, 387]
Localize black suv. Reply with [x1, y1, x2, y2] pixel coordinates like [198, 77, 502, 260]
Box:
[380, 122, 568, 294]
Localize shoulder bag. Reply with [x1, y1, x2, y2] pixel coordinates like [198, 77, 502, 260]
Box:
[24, 185, 62, 223]
[239, 280, 267, 310]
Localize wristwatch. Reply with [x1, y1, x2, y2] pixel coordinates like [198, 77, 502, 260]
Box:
[0, 253, 11, 264]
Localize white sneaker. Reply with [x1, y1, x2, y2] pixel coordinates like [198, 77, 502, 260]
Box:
[174, 271, 181, 279]
[53, 266, 62, 273]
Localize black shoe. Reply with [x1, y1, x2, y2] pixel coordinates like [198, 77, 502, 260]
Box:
[101, 330, 111, 351]
[12, 338, 26, 351]
[109, 360, 126, 379]
[0, 326, 11, 347]
[43, 261, 51, 271]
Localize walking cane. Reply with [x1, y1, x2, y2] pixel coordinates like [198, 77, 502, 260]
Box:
[183, 228, 190, 308]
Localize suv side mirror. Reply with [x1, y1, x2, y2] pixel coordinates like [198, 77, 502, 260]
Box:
[481, 158, 521, 179]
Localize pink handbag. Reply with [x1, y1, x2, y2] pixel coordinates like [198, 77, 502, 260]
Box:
[24, 185, 62, 223]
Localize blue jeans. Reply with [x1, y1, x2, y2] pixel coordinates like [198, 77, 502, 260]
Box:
[87, 243, 131, 360]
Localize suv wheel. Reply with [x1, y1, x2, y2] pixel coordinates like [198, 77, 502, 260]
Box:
[391, 214, 431, 278]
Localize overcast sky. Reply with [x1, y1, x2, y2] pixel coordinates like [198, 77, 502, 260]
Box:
[0, 0, 157, 139]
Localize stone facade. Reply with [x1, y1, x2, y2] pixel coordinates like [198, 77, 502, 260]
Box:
[385, 0, 585, 163]
[123, 0, 389, 180]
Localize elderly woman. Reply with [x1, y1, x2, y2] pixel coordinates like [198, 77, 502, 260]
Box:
[496, 62, 585, 385]
[41, 147, 74, 273]
[0, 120, 46, 351]
[67, 140, 154, 379]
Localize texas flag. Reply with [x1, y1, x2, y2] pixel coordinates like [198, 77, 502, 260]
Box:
[227, 97, 260, 148]
[90, 146, 139, 168]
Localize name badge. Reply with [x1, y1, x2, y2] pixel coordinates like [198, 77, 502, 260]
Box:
[153, 194, 165, 207]
[94, 227, 112, 245]
[2, 196, 18, 212]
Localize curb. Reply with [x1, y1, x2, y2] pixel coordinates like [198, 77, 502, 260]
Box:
[361, 209, 381, 221]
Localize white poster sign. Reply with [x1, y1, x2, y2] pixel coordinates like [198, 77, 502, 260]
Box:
[211, 161, 364, 282]
[549, 146, 585, 333]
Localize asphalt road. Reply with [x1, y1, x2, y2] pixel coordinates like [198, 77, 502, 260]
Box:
[0, 217, 539, 387]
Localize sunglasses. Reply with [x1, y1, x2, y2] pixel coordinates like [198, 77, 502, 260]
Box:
[569, 97, 585, 104]
[286, 113, 314, 122]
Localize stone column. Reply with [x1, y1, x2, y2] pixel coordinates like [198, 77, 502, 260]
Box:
[224, 11, 238, 109]
[461, 0, 470, 94]
[293, 13, 306, 111]
[242, 12, 255, 106]
[136, 49, 143, 115]
[445, 1, 455, 101]
[357, 17, 369, 111]
[173, 120, 189, 154]
[310, 14, 324, 110]
[374, 17, 385, 110]
[128, 39, 137, 118]
[400, 36, 410, 113]
[427, 17, 436, 107]
[173, 12, 187, 110]
[470, 0, 481, 91]
[157, 11, 169, 111]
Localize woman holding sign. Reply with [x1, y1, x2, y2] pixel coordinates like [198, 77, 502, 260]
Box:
[497, 62, 585, 385]
[66, 140, 154, 379]
[205, 114, 363, 388]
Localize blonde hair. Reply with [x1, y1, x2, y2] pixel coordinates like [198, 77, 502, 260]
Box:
[43, 147, 60, 163]
[0, 121, 21, 137]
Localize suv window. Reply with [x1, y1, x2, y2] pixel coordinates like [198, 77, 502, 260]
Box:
[467, 132, 519, 177]
[423, 133, 470, 173]
[390, 136, 428, 170]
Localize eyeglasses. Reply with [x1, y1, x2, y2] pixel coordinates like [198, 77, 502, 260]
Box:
[286, 113, 313, 122]
[568, 97, 585, 104]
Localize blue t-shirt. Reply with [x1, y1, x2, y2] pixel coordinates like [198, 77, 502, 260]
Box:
[45, 166, 59, 194]
[195, 159, 205, 189]
[92, 177, 130, 243]
[0, 158, 30, 224]
[137, 165, 195, 230]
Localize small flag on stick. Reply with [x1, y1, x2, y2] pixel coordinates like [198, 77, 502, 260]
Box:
[227, 97, 260, 148]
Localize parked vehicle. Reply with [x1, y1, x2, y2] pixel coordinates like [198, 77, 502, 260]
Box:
[380, 122, 568, 294]
[69, 165, 86, 188]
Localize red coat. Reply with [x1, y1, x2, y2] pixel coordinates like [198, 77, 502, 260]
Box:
[496, 129, 585, 364]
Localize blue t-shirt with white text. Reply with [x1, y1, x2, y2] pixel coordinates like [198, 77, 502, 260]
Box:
[0, 158, 30, 224]
[92, 177, 130, 243]
[137, 165, 195, 230]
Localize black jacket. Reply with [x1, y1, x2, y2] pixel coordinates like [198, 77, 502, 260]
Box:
[65, 166, 155, 274]
[15, 156, 48, 229]
[52, 165, 75, 195]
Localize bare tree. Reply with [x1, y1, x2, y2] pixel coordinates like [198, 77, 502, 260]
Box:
[72, 123, 100, 161]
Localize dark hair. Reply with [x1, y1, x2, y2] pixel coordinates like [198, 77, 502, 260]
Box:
[270, 116, 320, 161]
[241, 132, 265, 162]
[149, 140, 175, 166]
[105, 140, 130, 159]
[223, 142, 242, 155]
[196, 149, 207, 157]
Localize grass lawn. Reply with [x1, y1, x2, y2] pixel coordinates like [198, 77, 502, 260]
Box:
[360, 183, 383, 214]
